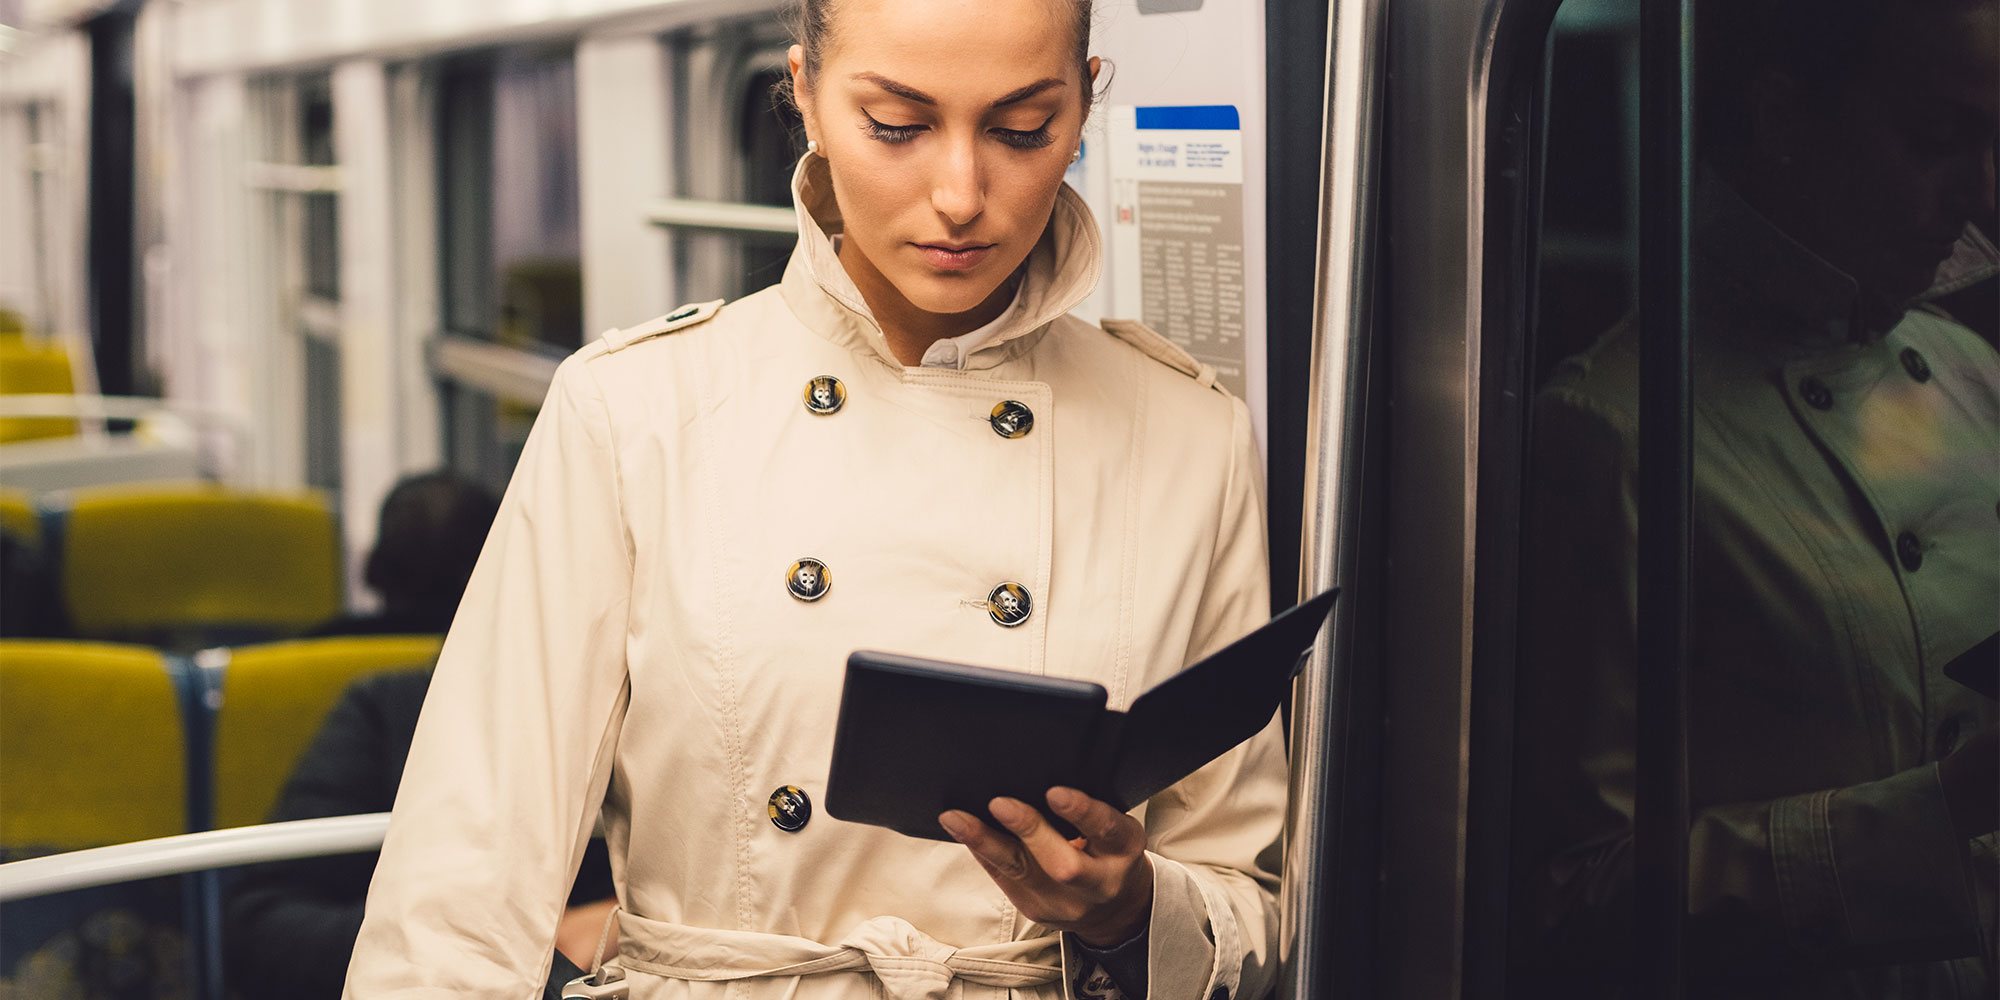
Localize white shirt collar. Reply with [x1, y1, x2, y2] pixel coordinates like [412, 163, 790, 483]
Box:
[917, 283, 1024, 370]
[823, 232, 1027, 371]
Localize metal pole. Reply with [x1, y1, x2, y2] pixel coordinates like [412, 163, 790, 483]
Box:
[1634, 1, 1692, 997]
[1280, 0, 1385, 994]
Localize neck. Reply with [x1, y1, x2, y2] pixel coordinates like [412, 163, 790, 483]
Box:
[838, 242, 1021, 366]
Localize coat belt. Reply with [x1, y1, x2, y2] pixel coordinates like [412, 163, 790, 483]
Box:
[616, 911, 1063, 1000]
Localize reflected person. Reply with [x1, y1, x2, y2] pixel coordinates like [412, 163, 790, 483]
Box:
[1513, 0, 1998, 995]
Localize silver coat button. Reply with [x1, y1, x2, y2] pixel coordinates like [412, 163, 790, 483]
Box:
[787, 558, 831, 602]
[987, 582, 1033, 627]
[989, 401, 1034, 439]
[804, 376, 847, 415]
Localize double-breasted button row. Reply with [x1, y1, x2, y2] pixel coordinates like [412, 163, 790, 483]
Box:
[1935, 717, 1963, 759]
[787, 558, 832, 601]
[1895, 531, 1923, 572]
[784, 557, 1033, 627]
[989, 401, 1034, 439]
[987, 582, 1033, 627]
[1900, 347, 1932, 383]
[804, 376, 847, 415]
[1798, 376, 1834, 411]
[800, 376, 1036, 443]
[768, 785, 812, 832]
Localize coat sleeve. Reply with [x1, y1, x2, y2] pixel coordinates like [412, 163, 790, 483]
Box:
[344, 354, 635, 998]
[1123, 394, 1285, 1000]
[1511, 385, 1990, 985]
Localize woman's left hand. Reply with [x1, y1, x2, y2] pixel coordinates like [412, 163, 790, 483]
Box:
[940, 786, 1153, 946]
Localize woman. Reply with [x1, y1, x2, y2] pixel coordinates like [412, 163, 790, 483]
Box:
[343, 0, 1284, 996]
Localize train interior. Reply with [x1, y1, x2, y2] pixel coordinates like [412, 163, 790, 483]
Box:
[1, 0, 1994, 996]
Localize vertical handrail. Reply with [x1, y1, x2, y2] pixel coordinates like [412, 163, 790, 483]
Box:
[1634, 1, 1693, 997]
[1279, 0, 1386, 994]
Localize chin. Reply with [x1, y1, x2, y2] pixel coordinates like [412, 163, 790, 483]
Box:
[897, 272, 1012, 317]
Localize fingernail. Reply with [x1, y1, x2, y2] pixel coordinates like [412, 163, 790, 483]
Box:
[989, 797, 1026, 825]
[1048, 787, 1083, 811]
[939, 811, 970, 840]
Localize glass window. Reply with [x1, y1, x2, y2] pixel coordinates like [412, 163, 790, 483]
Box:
[666, 24, 800, 304]
[435, 46, 583, 488]
[1509, 0, 1998, 994]
[439, 47, 584, 355]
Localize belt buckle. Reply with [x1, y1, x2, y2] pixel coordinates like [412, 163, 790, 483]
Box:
[560, 966, 628, 1000]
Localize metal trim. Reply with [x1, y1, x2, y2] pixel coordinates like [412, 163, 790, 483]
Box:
[1633, 1, 1693, 995]
[1281, 0, 1386, 995]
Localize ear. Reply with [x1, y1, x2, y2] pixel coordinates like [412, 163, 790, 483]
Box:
[1745, 66, 1810, 166]
[788, 44, 818, 145]
[1088, 55, 1102, 86]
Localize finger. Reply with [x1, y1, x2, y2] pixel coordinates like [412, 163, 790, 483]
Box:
[1046, 787, 1145, 857]
[939, 810, 1035, 882]
[990, 797, 1087, 883]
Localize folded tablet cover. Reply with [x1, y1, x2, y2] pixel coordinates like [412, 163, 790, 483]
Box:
[825, 588, 1337, 841]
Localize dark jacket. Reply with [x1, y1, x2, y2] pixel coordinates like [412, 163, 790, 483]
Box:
[224, 669, 612, 998]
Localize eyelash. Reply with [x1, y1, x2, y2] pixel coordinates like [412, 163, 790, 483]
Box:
[860, 112, 1056, 151]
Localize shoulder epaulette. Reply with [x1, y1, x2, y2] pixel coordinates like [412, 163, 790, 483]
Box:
[598, 300, 725, 353]
[1100, 318, 1227, 395]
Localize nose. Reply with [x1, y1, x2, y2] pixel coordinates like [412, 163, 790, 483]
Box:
[1946, 139, 1997, 219]
[1974, 142, 1997, 216]
[930, 136, 986, 227]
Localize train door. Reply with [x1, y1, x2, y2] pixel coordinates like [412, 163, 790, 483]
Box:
[1290, 0, 1999, 997]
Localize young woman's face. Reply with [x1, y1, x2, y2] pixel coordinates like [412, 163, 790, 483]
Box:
[792, 0, 1093, 318]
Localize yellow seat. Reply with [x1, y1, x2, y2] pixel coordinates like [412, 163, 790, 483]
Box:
[210, 635, 442, 828]
[61, 484, 343, 644]
[0, 487, 36, 546]
[0, 641, 186, 853]
[0, 336, 78, 443]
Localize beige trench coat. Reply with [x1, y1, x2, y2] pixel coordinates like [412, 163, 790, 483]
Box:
[342, 156, 1284, 1000]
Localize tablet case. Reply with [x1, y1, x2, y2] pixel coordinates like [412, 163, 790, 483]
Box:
[825, 588, 1338, 841]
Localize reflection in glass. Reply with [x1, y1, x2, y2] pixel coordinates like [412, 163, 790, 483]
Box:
[1512, 0, 1998, 995]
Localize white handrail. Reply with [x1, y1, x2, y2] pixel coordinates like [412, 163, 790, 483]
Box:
[646, 197, 799, 235]
[0, 393, 251, 432]
[0, 813, 390, 902]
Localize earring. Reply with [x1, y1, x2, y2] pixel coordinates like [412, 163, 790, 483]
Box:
[807, 139, 820, 156]
[1070, 147, 1081, 164]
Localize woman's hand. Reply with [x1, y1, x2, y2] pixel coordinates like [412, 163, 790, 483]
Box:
[940, 786, 1154, 946]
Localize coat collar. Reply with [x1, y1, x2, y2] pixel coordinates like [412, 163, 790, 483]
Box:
[1694, 168, 2000, 345]
[778, 153, 1103, 372]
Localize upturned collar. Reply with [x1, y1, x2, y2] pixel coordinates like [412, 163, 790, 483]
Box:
[778, 154, 1104, 372]
[1694, 168, 2000, 345]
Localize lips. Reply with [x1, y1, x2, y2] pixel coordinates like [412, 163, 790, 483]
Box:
[912, 242, 995, 272]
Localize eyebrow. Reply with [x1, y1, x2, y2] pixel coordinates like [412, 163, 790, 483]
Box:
[852, 73, 1067, 109]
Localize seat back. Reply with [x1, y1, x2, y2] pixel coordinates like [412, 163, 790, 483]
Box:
[0, 641, 186, 853]
[60, 484, 342, 644]
[0, 336, 78, 443]
[210, 635, 442, 829]
[0, 641, 195, 994]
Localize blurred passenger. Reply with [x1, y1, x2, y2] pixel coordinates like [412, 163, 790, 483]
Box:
[1512, 0, 1998, 995]
[0, 530, 66, 638]
[223, 667, 618, 999]
[312, 472, 500, 637]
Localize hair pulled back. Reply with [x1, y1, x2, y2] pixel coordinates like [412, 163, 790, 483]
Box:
[783, 0, 1097, 106]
